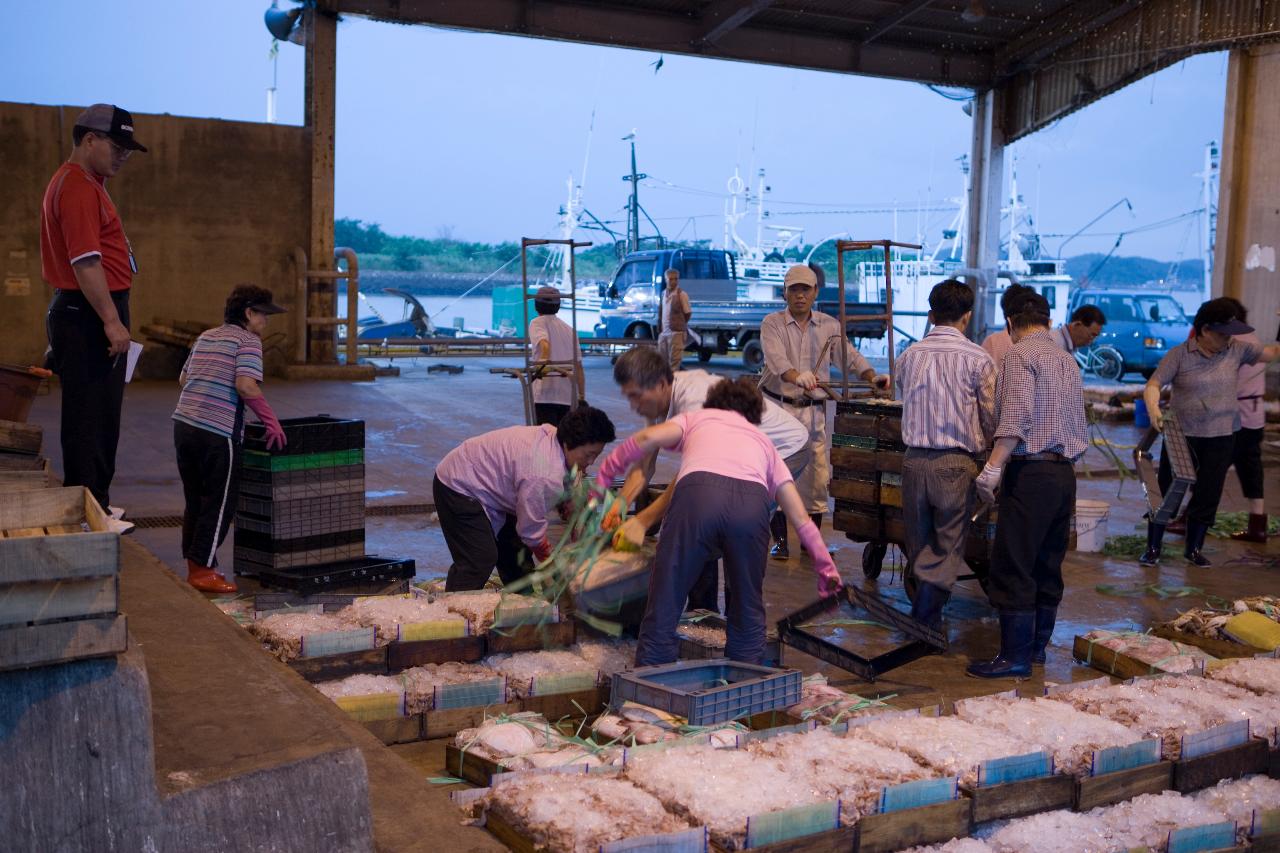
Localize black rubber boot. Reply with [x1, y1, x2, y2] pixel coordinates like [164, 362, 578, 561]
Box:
[1184, 520, 1211, 567]
[1031, 605, 1057, 666]
[1138, 522, 1165, 566]
[909, 581, 951, 631]
[966, 611, 1034, 679]
[769, 511, 789, 560]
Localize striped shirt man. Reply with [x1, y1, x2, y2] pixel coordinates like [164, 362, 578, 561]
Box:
[995, 329, 1088, 460]
[897, 326, 996, 453]
[173, 324, 264, 440]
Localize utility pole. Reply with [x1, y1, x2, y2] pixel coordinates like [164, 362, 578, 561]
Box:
[621, 133, 646, 254]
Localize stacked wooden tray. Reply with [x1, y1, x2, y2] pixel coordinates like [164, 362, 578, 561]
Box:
[0, 487, 125, 671]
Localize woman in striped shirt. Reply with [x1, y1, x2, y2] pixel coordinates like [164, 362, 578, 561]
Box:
[172, 285, 287, 592]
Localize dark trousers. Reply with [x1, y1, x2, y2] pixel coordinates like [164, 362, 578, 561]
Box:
[174, 421, 243, 569]
[46, 289, 129, 509]
[902, 448, 978, 591]
[686, 446, 809, 613]
[533, 402, 570, 427]
[1232, 427, 1264, 500]
[987, 459, 1075, 612]
[433, 475, 534, 591]
[636, 472, 771, 666]
[1159, 434, 1235, 525]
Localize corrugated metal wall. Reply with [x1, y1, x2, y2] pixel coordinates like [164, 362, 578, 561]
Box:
[1001, 0, 1280, 141]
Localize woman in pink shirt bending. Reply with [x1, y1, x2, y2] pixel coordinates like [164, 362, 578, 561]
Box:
[596, 377, 841, 666]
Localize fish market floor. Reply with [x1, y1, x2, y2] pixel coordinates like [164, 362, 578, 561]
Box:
[19, 357, 1280, 805]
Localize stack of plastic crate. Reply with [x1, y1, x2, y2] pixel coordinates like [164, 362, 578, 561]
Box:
[234, 416, 366, 576]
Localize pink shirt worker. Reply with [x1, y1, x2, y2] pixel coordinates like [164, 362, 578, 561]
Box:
[598, 377, 840, 667]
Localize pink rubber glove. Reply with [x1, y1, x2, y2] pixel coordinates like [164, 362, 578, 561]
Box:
[797, 521, 841, 597]
[594, 436, 644, 489]
[245, 395, 287, 451]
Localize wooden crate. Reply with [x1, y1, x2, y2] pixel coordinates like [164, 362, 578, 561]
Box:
[829, 478, 878, 505]
[1072, 635, 1206, 680]
[714, 826, 856, 853]
[444, 743, 507, 787]
[0, 455, 53, 490]
[0, 419, 41, 455]
[485, 620, 576, 654]
[961, 774, 1075, 823]
[287, 647, 389, 682]
[1073, 760, 1173, 811]
[855, 799, 971, 853]
[834, 413, 878, 438]
[0, 614, 127, 671]
[1152, 625, 1270, 659]
[1172, 737, 1270, 793]
[833, 509, 880, 541]
[361, 714, 424, 745]
[387, 635, 486, 670]
[423, 700, 522, 740]
[830, 446, 878, 476]
[0, 487, 123, 671]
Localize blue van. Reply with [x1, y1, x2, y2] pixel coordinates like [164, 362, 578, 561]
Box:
[1068, 289, 1193, 378]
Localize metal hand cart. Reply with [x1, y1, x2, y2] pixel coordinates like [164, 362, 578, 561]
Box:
[490, 236, 592, 425]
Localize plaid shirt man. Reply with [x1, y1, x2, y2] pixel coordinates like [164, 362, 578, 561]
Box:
[995, 329, 1088, 460]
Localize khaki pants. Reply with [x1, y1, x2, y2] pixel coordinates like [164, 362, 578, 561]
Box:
[658, 330, 686, 372]
[902, 448, 977, 591]
[784, 402, 829, 515]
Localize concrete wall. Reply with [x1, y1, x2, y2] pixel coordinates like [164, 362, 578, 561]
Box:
[1214, 45, 1280, 344]
[0, 103, 310, 374]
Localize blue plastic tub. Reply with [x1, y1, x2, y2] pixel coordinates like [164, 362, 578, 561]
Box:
[610, 659, 802, 726]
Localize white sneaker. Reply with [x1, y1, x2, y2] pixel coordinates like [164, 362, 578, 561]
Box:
[108, 506, 127, 521]
[106, 517, 135, 536]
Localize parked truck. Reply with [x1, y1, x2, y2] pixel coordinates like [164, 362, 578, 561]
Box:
[594, 248, 886, 368]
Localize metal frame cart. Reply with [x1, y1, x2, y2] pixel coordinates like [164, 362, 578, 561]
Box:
[490, 237, 593, 425]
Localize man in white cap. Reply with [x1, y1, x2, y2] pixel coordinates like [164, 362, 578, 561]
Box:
[760, 264, 889, 549]
[40, 104, 147, 528]
[528, 285, 583, 426]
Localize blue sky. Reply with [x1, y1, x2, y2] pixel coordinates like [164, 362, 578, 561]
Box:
[4, 1, 1227, 261]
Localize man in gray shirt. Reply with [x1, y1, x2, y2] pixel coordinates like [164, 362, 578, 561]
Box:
[760, 264, 888, 551]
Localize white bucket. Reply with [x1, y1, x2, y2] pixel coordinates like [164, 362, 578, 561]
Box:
[1074, 499, 1111, 552]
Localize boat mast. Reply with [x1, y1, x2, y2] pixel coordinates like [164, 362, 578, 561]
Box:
[1201, 140, 1219, 302]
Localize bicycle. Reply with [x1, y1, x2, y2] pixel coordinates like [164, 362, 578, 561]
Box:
[1075, 343, 1125, 381]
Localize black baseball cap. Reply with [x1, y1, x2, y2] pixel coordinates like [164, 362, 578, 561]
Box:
[74, 104, 148, 152]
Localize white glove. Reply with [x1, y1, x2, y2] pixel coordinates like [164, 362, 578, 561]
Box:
[793, 370, 819, 391]
[974, 463, 1002, 504]
[872, 373, 891, 392]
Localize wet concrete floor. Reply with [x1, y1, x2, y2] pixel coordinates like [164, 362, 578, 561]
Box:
[21, 353, 1280, 776]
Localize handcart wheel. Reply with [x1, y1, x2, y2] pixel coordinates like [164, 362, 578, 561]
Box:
[862, 541, 888, 579]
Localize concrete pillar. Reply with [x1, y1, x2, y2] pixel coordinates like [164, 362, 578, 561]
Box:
[1214, 44, 1280, 345]
[305, 5, 337, 363]
[964, 88, 1007, 339]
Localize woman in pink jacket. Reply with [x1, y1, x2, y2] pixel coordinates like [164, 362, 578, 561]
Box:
[596, 376, 841, 666]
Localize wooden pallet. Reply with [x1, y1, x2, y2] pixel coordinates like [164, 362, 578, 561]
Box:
[960, 773, 1076, 823]
[1073, 760, 1173, 811]
[1151, 625, 1271, 659]
[1173, 737, 1271, 793]
[855, 798, 971, 853]
[0, 419, 41, 455]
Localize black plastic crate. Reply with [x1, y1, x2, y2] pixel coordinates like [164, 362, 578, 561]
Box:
[239, 464, 365, 501]
[254, 556, 416, 592]
[234, 526, 365, 554]
[235, 542, 365, 573]
[237, 492, 365, 523]
[243, 416, 364, 456]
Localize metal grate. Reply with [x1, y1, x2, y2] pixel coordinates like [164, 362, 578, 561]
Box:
[129, 503, 436, 529]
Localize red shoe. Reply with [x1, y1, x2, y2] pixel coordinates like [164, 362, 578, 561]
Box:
[186, 559, 237, 593]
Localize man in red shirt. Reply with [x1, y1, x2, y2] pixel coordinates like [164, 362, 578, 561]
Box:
[41, 104, 146, 518]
